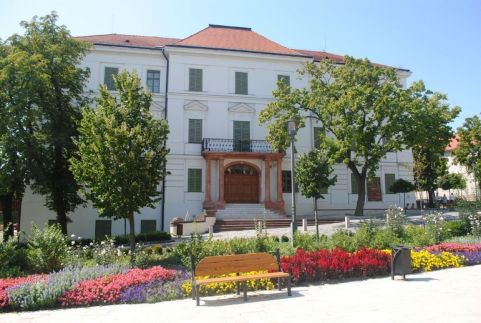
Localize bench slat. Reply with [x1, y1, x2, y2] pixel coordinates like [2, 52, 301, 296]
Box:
[196, 272, 289, 285]
[195, 253, 279, 276]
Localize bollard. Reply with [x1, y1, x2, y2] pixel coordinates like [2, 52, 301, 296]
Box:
[302, 218, 307, 231]
[345, 216, 350, 229]
[208, 225, 214, 235]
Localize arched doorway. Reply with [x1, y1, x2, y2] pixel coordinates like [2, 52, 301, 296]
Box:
[224, 163, 259, 203]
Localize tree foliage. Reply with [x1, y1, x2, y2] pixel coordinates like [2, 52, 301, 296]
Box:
[259, 56, 410, 215]
[70, 71, 169, 253]
[295, 150, 337, 200]
[1, 12, 91, 233]
[437, 173, 466, 191]
[454, 115, 481, 195]
[405, 81, 460, 207]
[389, 179, 416, 194]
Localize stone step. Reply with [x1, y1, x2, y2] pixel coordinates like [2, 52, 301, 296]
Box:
[213, 219, 341, 232]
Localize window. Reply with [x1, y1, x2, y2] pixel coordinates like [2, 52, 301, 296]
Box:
[385, 174, 396, 194]
[104, 67, 119, 90]
[282, 171, 292, 193]
[188, 168, 202, 192]
[233, 121, 250, 151]
[313, 127, 325, 148]
[189, 68, 203, 92]
[277, 74, 290, 86]
[147, 70, 160, 93]
[367, 177, 382, 201]
[235, 72, 248, 95]
[188, 119, 203, 143]
[95, 220, 112, 240]
[351, 173, 360, 194]
[141, 220, 157, 233]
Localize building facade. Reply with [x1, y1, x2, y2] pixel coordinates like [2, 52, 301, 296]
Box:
[19, 25, 416, 239]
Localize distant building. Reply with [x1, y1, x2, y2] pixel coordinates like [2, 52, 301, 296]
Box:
[19, 25, 415, 238]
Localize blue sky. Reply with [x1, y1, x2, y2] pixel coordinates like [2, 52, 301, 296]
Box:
[1, 0, 480, 128]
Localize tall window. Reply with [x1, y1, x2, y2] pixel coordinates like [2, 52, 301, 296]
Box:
[351, 173, 360, 194]
[188, 168, 202, 192]
[95, 220, 112, 240]
[233, 121, 250, 151]
[385, 174, 396, 194]
[104, 67, 119, 90]
[188, 119, 203, 143]
[146, 70, 160, 93]
[313, 127, 325, 148]
[277, 74, 290, 86]
[140, 220, 156, 233]
[282, 171, 292, 193]
[235, 72, 248, 95]
[367, 177, 382, 201]
[189, 68, 203, 92]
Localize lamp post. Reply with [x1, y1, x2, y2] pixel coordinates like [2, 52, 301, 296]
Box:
[287, 120, 298, 243]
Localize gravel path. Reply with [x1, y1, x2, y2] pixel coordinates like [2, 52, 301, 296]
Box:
[2, 265, 480, 323]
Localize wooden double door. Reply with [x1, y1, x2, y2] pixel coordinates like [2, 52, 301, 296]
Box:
[224, 164, 259, 203]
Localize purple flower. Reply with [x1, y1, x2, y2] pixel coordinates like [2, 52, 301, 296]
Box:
[454, 251, 481, 266]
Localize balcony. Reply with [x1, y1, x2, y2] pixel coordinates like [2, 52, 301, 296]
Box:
[202, 138, 275, 153]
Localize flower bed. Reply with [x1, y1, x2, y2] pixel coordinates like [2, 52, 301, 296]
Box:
[281, 248, 391, 283]
[60, 266, 177, 307]
[0, 275, 46, 310]
[422, 243, 481, 266]
[410, 250, 464, 271]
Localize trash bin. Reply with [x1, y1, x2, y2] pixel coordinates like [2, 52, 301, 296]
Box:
[391, 246, 412, 280]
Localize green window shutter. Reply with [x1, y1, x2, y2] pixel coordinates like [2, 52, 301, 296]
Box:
[146, 70, 160, 93]
[233, 121, 250, 141]
[189, 68, 203, 92]
[95, 220, 112, 240]
[277, 74, 290, 87]
[140, 220, 157, 233]
[313, 127, 325, 148]
[351, 173, 360, 194]
[235, 72, 248, 95]
[104, 67, 119, 90]
[188, 168, 202, 192]
[188, 119, 203, 143]
[385, 174, 396, 194]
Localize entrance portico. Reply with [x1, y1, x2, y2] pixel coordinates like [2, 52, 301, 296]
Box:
[202, 138, 285, 213]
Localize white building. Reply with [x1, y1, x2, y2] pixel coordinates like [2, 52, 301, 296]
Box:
[19, 25, 416, 239]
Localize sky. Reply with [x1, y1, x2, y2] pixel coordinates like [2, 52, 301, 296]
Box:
[1, 0, 480, 128]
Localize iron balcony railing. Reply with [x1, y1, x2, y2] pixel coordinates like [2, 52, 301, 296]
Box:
[202, 138, 274, 153]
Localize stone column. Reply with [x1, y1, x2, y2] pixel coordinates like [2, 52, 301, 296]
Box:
[265, 159, 271, 203]
[205, 159, 212, 202]
[277, 158, 283, 202]
[218, 158, 225, 205]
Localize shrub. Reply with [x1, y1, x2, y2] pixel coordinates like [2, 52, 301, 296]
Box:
[423, 212, 445, 243]
[281, 235, 289, 243]
[370, 229, 400, 250]
[402, 225, 434, 247]
[7, 264, 128, 311]
[294, 232, 329, 251]
[0, 238, 28, 278]
[114, 231, 171, 245]
[281, 248, 391, 283]
[0, 275, 46, 310]
[447, 235, 481, 244]
[60, 266, 177, 307]
[442, 220, 470, 238]
[27, 224, 68, 273]
[329, 230, 356, 252]
[385, 206, 406, 237]
[182, 270, 275, 296]
[467, 213, 481, 236]
[152, 245, 163, 255]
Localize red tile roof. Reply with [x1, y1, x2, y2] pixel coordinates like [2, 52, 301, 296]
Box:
[294, 49, 345, 64]
[75, 34, 180, 49]
[170, 25, 305, 57]
[446, 136, 460, 151]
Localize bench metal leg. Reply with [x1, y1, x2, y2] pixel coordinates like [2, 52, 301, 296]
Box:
[236, 282, 240, 295]
[243, 281, 247, 301]
[287, 277, 292, 296]
[278, 278, 282, 291]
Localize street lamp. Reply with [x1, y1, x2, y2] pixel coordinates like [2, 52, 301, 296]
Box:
[287, 120, 298, 244]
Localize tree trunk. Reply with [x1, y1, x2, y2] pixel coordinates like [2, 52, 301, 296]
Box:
[128, 211, 136, 262]
[314, 198, 319, 241]
[56, 197, 68, 234]
[1, 193, 14, 242]
[427, 190, 435, 208]
[355, 175, 366, 216]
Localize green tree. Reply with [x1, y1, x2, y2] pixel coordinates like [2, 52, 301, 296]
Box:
[295, 149, 337, 240]
[405, 81, 460, 207]
[4, 12, 91, 234]
[437, 173, 466, 195]
[389, 178, 416, 211]
[454, 115, 481, 199]
[70, 71, 169, 253]
[259, 56, 410, 216]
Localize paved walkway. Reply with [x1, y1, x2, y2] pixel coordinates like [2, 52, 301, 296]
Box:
[2, 265, 480, 323]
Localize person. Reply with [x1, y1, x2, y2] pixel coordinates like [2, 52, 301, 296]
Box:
[442, 194, 448, 208]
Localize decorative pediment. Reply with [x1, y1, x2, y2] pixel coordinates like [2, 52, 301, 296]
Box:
[228, 103, 256, 114]
[183, 100, 208, 112]
[150, 101, 165, 119]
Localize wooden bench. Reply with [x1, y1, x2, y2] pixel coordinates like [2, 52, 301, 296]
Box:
[191, 251, 291, 306]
